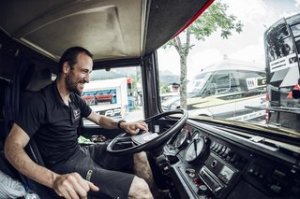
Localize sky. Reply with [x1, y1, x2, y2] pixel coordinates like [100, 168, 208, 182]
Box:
[157, 0, 300, 79]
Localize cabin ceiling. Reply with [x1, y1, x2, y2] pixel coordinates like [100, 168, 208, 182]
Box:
[0, 0, 211, 62]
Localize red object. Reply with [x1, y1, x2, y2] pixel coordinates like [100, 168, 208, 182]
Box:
[173, 0, 215, 37]
[127, 78, 132, 84]
[265, 93, 270, 123]
[95, 94, 113, 101]
[287, 84, 300, 99]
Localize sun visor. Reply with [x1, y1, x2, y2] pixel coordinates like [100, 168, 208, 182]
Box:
[18, 6, 126, 60]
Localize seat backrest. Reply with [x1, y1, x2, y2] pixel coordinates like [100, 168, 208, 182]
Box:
[20, 67, 59, 198]
[21, 67, 53, 166]
[0, 79, 12, 141]
[3, 61, 59, 198]
[25, 67, 53, 91]
[20, 66, 52, 166]
[0, 57, 35, 176]
[0, 79, 22, 180]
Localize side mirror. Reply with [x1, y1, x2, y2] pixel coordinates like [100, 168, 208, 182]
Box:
[292, 89, 300, 99]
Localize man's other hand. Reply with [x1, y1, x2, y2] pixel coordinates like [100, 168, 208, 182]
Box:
[53, 172, 99, 199]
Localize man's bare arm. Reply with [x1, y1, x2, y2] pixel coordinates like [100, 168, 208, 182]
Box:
[87, 111, 148, 134]
[4, 123, 58, 188]
[4, 123, 99, 199]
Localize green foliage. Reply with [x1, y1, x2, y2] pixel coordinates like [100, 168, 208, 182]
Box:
[164, 0, 243, 49]
[131, 76, 138, 90]
[190, 1, 242, 40]
[160, 84, 171, 93]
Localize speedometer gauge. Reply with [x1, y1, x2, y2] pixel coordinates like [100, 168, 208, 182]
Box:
[184, 133, 206, 162]
[173, 128, 190, 149]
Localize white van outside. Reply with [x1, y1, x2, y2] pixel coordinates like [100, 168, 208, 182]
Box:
[162, 59, 266, 121]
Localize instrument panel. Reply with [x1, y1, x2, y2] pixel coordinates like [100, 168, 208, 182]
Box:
[161, 123, 300, 199]
[173, 128, 190, 149]
[184, 133, 206, 162]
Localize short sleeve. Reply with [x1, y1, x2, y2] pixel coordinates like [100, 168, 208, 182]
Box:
[72, 93, 92, 118]
[16, 93, 46, 137]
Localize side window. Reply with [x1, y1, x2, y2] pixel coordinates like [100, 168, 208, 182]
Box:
[295, 37, 300, 53]
[291, 23, 300, 37]
[266, 23, 294, 61]
[231, 70, 266, 92]
[211, 72, 230, 94]
[229, 72, 241, 92]
[82, 66, 144, 126]
[291, 23, 300, 53]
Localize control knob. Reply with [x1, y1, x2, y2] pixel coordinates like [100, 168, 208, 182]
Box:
[197, 184, 210, 198]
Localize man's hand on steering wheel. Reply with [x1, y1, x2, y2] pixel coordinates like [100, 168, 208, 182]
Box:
[120, 121, 148, 135]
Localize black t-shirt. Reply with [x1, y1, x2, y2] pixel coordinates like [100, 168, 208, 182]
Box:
[16, 82, 92, 167]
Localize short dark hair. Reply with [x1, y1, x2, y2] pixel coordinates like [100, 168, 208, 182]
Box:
[58, 46, 93, 73]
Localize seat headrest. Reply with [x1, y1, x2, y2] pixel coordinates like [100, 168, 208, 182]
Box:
[25, 68, 53, 91]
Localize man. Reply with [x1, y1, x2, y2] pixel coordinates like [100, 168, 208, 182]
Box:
[4, 47, 154, 199]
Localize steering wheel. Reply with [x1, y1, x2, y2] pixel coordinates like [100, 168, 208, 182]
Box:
[107, 109, 188, 155]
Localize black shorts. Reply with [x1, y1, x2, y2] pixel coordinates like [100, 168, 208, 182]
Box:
[51, 144, 135, 199]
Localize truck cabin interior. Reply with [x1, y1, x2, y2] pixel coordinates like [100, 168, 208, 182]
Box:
[0, 0, 299, 199]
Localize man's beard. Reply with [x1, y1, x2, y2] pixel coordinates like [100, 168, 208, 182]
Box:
[65, 74, 82, 95]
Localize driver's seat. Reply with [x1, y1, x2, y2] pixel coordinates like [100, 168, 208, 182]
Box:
[20, 67, 61, 198]
[0, 59, 60, 198]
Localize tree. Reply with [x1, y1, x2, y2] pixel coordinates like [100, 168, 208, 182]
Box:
[164, 0, 243, 108]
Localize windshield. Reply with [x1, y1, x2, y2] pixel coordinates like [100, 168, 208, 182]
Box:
[187, 72, 211, 96]
[157, 0, 300, 137]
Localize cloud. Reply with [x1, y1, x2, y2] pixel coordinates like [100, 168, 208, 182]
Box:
[230, 44, 265, 68]
[157, 48, 180, 75]
[296, 0, 300, 7]
[223, 0, 267, 24]
[188, 49, 223, 78]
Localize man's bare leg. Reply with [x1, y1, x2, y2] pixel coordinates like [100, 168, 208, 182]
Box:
[133, 152, 154, 187]
[133, 151, 163, 198]
[128, 177, 153, 199]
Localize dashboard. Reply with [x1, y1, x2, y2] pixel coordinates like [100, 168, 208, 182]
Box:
[156, 120, 300, 199]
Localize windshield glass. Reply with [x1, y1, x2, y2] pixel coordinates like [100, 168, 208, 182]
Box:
[82, 66, 144, 126]
[157, 0, 300, 136]
[187, 72, 211, 96]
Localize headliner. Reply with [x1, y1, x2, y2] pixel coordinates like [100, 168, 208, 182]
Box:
[0, 0, 211, 62]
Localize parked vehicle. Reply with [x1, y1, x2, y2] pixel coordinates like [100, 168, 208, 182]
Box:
[162, 59, 266, 121]
[264, 13, 300, 131]
[82, 78, 128, 120]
